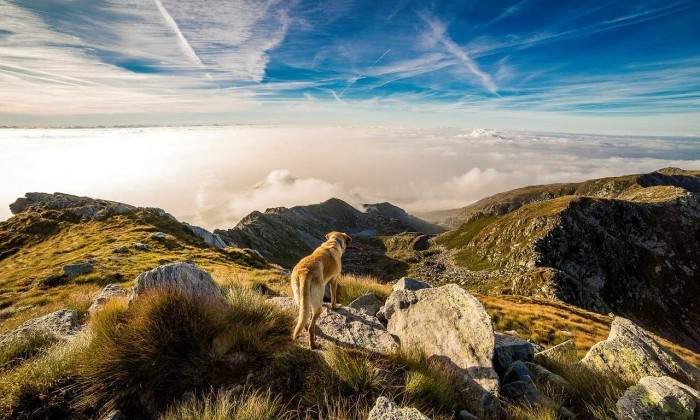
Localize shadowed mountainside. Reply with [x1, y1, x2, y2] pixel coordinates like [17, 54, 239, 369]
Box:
[215, 198, 444, 268]
[429, 168, 700, 353]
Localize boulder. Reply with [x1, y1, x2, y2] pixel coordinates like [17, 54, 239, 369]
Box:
[392, 277, 431, 292]
[501, 381, 545, 405]
[534, 339, 578, 365]
[151, 232, 168, 240]
[348, 293, 383, 316]
[367, 396, 430, 420]
[382, 283, 499, 411]
[270, 297, 398, 353]
[503, 361, 535, 385]
[616, 376, 700, 420]
[63, 261, 94, 278]
[582, 317, 700, 388]
[0, 309, 78, 345]
[89, 284, 128, 315]
[493, 333, 534, 376]
[131, 262, 224, 304]
[524, 362, 571, 392]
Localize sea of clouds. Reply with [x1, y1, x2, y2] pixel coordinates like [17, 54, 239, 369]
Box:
[1, 126, 698, 230]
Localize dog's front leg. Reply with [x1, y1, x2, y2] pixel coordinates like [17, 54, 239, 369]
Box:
[330, 276, 339, 309]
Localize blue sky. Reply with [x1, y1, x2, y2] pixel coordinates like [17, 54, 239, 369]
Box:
[1, 0, 699, 133]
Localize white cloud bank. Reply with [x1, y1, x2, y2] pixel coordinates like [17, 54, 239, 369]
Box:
[0, 126, 698, 230]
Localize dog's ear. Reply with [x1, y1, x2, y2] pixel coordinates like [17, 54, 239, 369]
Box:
[344, 233, 352, 246]
[325, 232, 332, 241]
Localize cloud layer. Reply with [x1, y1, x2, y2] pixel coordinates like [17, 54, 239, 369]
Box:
[1, 126, 698, 230]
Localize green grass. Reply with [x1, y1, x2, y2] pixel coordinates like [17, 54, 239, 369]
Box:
[0, 332, 89, 416]
[0, 330, 58, 371]
[335, 275, 392, 305]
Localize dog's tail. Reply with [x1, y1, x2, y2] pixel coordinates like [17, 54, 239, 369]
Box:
[292, 269, 311, 340]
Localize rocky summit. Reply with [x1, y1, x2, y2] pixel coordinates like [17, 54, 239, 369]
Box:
[215, 198, 444, 268]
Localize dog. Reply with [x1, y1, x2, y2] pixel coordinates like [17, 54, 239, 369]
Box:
[291, 231, 352, 349]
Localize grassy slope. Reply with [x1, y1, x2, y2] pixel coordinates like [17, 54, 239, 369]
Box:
[0, 210, 279, 334]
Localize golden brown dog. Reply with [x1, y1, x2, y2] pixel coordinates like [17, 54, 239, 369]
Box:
[291, 231, 352, 349]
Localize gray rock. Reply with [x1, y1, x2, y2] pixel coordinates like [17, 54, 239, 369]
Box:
[270, 297, 398, 353]
[151, 232, 168, 240]
[269, 296, 296, 311]
[183, 223, 227, 249]
[89, 284, 128, 315]
[524, 362, 571, 392]
[367, 396, 430, 420]
[382, 284, 499, 415]
[63, 261, 94, 278]
[501, 380, 545, 405]
[392, 277, 431, 292]
[534, 339, 578, 365]
[0, 309, 78, 345]
[493, 333, 534, 376]
[131, 262, 224, 304]
[133, 242, 151, 251]
[503, 360, 535, 385]
[616, 376, 700, 420]
[458, 410, 477, 420]
[348, 293, 383, 316]
[113, 246, 130, 254]
[582, 317, 700, 388]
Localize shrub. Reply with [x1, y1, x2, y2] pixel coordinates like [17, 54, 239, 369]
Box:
[162, 388, 285, 420]
[323, 346, 385, 395]
[77, 286, 293, 415]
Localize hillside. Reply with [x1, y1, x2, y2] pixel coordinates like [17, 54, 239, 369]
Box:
[431, 169, 700, 353]
[215, 198, 444, 269]
[0, 193, 274, 333]
[423, 167, 700, 229]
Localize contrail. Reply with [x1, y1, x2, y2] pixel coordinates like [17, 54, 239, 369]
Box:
[339, 48, 391, 98]
[153, 0, 211, 79]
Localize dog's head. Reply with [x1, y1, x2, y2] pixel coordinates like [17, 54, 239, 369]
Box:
[326, 231, 352, 250]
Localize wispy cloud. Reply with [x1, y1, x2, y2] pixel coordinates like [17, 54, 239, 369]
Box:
[418, 11, 498, 93]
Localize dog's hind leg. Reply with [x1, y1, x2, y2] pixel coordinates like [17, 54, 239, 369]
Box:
[308, 303, 322, 349]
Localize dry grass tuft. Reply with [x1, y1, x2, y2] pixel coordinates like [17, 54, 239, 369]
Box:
[162, 388, 286, 420]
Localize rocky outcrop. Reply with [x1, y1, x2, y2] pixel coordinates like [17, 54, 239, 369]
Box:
[131, 262, 224, 304]
[214, 198, 443, 267]
[89, 284, 128, 315]
[367, 396, 430, 420]
[0, 309, 78, 345]
[434, 169, 700, 352]
[347, 293, 383, 316]
[183, 223, 227, 249]
[534, 339, 578, 365]
[9, 192, 137, 221]
[582, 317, 700, 388]
[493, 333, 534, 376]
[616, 376, 700, 420]
[270, 297, 398, 353]
[382, 283, 499, 409]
